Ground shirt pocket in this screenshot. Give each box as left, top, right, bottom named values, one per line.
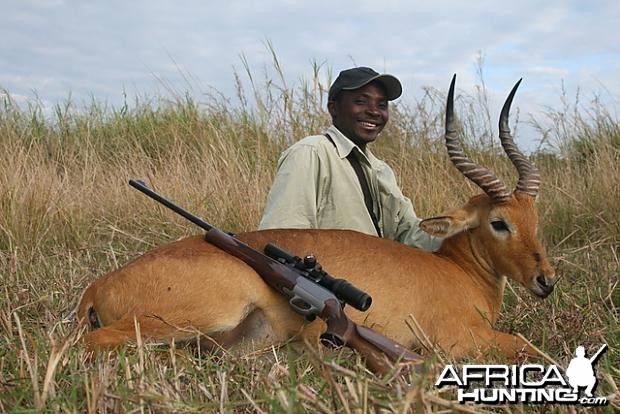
left=377, top=187, right=403, bottom=236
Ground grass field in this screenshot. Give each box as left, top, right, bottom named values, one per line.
left=0, top=67, right=618, bottom=413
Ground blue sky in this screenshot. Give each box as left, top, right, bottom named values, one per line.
left=2, top=1, right=619, bottom=150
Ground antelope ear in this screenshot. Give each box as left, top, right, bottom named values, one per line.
left=420, top=208, right=479, bottom=238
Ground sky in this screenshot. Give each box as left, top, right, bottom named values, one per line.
left=2, top=0, right=619, bottom=151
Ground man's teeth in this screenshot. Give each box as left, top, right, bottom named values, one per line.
left=360, top=121, right=378, bottom=128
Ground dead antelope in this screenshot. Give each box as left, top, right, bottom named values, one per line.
left=77, top=76, right=555, bottom=361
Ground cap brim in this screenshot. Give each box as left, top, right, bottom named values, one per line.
left=341, top=74, right=402, bottom=101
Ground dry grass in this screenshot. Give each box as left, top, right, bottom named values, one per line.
left=0, top=64, right=618, bottom=412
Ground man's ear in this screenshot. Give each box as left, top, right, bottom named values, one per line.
left=419, top=207, right=480, bottom=238
left=327, top=100, right=337, bottom=118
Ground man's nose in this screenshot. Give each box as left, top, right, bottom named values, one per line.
left=366, top=104, right=380, bottom=116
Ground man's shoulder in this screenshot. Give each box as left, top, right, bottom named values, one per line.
left=282, top=134, right=333, bottom=156
left=290, top=134, right=331, bottom=148
left=365, top=149, right=393, bottom=172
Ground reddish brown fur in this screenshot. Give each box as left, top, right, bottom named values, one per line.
left=77, top=192, right=555, bottom=360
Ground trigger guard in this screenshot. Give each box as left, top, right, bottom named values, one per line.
left=289, top=295, right=319, bottom=316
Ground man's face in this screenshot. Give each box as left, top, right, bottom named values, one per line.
left=328, top=82, right=389, bottom=149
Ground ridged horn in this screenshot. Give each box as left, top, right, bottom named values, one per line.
left=445, top=75, right=511, bottom=201
left=498, top=79, right=541, bottom=198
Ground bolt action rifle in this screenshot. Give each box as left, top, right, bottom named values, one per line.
left=129, top=179, right=423, bottom=375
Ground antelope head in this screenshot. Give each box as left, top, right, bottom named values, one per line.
left=421, top=76, right=556, bottom=298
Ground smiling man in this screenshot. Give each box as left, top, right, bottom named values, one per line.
left=258, top=66, right=441, bottom=252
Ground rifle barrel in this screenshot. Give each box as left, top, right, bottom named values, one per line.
left=129, top=179, right=214, bottom=232
left=589, top=344, right=608, bottom=363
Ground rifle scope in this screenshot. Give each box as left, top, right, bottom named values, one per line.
left=264, top=243, right=372, bottom=312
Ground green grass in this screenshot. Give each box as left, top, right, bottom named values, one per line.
left=0, top=65, right=618, bottom=412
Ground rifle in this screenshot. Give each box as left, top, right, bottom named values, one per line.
left=589, top=344, right=608, bottom=364
left=129, top=179, right=423, bottom=375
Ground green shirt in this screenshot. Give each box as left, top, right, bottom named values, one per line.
left=258, top=125, right=442, bottom=252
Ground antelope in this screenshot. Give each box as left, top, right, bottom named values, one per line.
left=77, top=76, right=556, bottom=361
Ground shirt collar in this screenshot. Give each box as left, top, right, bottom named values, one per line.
left=325, top=125, right=382, bottom=169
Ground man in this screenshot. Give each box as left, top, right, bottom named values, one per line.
left=259, top=66, right=441, bottom=252
left=566, top=346, right=597, bottom=397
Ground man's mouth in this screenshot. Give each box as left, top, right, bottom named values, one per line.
left=358, top=120, right=381, bottom=130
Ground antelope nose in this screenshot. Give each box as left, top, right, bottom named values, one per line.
left=535, top=274, right=555, bottom=296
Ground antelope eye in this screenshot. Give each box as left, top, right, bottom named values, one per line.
left=491, top=220, right=510, bottom=232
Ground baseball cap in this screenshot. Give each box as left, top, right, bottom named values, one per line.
left=328, top=67, right=402, bottom=102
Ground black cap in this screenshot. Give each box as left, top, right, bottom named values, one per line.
left=328, top=67, right=402, bottom=102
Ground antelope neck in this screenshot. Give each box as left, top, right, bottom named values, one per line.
left=439, top=231, right=505, bottom=322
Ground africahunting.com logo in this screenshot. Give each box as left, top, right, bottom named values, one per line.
left=436, top=344, right=608, bottom=406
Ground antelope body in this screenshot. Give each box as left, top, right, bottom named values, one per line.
left=77, top=77, right=556, bottom=361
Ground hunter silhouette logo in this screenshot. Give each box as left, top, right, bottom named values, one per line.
left=436, top=344, right=609, bottom=406
left=566, top=344, right=607, bottom=397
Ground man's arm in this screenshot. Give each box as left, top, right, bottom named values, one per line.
left=375, top=166, right=442, bottom=251
left=259, top=144, right=323, bottom=230
left=393, top=194, right=443, bottom=252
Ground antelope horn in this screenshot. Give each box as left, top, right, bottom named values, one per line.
left=445, top=75, right=511, bottom=201
left=498, top=79, right=541, bottom=198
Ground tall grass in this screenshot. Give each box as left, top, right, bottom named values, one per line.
left=0, top=62, right=618, bottom=412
